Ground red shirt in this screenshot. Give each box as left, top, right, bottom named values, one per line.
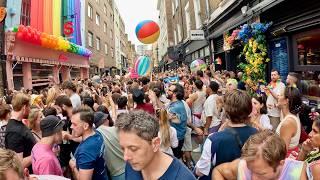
left=135, top=103, right=155, bottom=115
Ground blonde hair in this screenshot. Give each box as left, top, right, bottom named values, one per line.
left=11, top=93, right=30, bottom=112
left=157, top=109, right=171, bottom=148
left=0, top=148, right=24, bottom=179
left=28, top=108, right=41, bottom=130
left=46, top=87, right=60, bottom=105
left=241, top=130, right=286, bottom=171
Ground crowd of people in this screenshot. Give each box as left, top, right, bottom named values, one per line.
left=0, top=65, right=319, bottom=180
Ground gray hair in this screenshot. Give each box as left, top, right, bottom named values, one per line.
left=115, top=110, right=159, bottom=141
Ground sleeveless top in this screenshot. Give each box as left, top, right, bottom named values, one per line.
left=192, top=90, right=206, bottom=114
left=238, top=159, right=304, bottom=180
left=276, top=114, right=301, bottom=149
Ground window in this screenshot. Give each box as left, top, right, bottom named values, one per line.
left=105, top=44, right=108, bottom=54
left=88, top=4, right=93, bottom=19
left=185, top=2, right=191, bottom=39
left=296, top=31, right=320, bottom=66
left=96, top=13, right=100, bottom=25
left=96, top=0, right=100, bottom=4
left=193, top=0, right=202, bottom=29
left=175, top=0, right=179, bottom=9
left=177, top=24, right=182, bottom=42
left=21, top=0, right=31, bottom=26
left=172, top=1, right=175, bottom=16
left=104, top=22, right=107, bottom=33
left=110, top=30, right=113, bottom=39
left=111, top=48, right=114, bottom=57
left=104, top=4, right=107, bottom=14
left=88, top=32, right=93, bottom=47
left=96, top=37, right=100, bottom=51
left=174, top=30, right=177, bottom=45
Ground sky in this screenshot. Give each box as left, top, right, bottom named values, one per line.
left=115, top=0, right=159, bottom=48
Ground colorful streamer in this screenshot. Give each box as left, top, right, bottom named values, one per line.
left=52, top=0, right=62, bottom=36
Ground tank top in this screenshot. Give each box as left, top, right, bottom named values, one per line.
left=238, top=158, right=304, bottom=180
left=192, top=90, right=206, bottom=114
left=276, top=114, right=301, bottom=149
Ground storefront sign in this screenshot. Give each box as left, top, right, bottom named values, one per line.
left=190, top=30, right=205, bottom=40
left=0, top=7, right=6, bottom=22
left=63, top=21, right=74, bottom=36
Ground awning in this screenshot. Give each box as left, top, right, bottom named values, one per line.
left=10, top=55, right=89, bottom=68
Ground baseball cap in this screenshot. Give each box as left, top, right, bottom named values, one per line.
left=40, top=115, right=65, bottom=137
left=94, top=111, right=109, bottom=128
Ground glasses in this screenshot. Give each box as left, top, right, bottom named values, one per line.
left=54, top=119, right=64, bottom=129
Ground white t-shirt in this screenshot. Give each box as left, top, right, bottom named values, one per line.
left=266, top=82, right=285, bottom=117
left=159, top=126, right=178, bottom=155
left=259, top=114, right=273, bottom=130
left=70, top=93, right=81, bottom=109
left=202, top=94, right=221, bottom=128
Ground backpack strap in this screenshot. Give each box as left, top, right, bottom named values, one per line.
left=226, top=128, right=243, bottom=149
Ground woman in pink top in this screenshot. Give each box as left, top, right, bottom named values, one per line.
left=213, top=130, right=308, bottom=180
left=32, top=115, right=64, bottom=176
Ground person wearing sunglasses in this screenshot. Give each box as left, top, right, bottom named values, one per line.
left=31, top=115, right=64, bottom=176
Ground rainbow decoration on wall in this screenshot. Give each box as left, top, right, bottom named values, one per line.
left=134, top=56, right=152, bottom=76
left=135, top=20, right=160, bottom=44
left=14, top=25, right=91, bottom=57
left=30, top=0, right=82, bottom=45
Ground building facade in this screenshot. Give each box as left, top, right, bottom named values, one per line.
left=85, top=0, right=115, bottom=76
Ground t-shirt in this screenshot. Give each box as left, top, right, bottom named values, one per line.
left=266, top=82, right=285, bottom=117
left=32, top=143, right=63, bottom=176
left=202, top=94, right=221, bottom=127
left=5, top=119, right=36, bottom=157
left=97, top=126, right=125, bottom=177
left=135, top=103, right=155, bottom=115
left=196, top=126, right=257, bottom=177
left=125, top=155, right=196, bottom=180
left=70, top=93, right=81, bottom=109
left=74, top=131, right=107, bottom=180
left=168, top=100, right=188, bottom=140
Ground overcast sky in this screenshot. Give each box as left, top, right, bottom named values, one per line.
left=115, top=0, right=159, bottom=47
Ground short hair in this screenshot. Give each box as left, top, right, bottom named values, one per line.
left=252, top=94, right=268, bottom=114
left=242, top=130, right=286, bottom=171
left=271, top=69, right=279, bottom=74
left=196, top=70, right=204, bottom=77
left=224, top=90, right=252, bottom=123
left=28, top=108, right=42, bottom=130
left=284, top=87, right=302, bottom=114
left=117, top=96, right=128, bottom=109
left=112, top=93, right=121, bottom=105
left=172, top=84, right=184, bottom=100
left=194, top=80, right=204, bottom=90
left=61, top=81, right=77, bottom=92
left=115, top=110, right=159, bottom=141
left=208, top=81, right=219, bottom=93
left=96, top=105, right=109, bottom=114
left=0, top=148, right=24, bottom=179
left=42, top=106, right=57, bottom=117
left=55, top=95, right=72, bottom=108
left=72, top=106, right=94, bottom=128
left=82, top=97, right=94, bottom=110
left=11, top=93, right=30, bottom=111
left=0, top=104, right=11, bottom=120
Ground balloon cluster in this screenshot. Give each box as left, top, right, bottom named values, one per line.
left=14, top=25, right=92, bottom=57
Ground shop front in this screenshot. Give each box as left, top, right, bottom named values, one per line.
left=261, top=0, right=320, bottom=99
left=5, top=32, right=89, bottom=90
left=184, top=40, right=210, bottom=66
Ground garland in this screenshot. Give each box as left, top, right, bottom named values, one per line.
left=226, top=22, right=272, bottom=94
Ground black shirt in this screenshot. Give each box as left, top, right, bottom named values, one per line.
left=5, top=119, right=36, bottom=157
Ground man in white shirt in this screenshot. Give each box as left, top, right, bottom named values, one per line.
left=203, top=81, right=221, bottom=135
left=61, top=81, right=81, bottom=109
left=265, top=69, right=286, bottom=130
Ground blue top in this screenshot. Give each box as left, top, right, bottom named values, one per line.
left=75, top=131, right=108, bottom=180
left=125, top=156, right=196, bottom=180
left=168, top=100, right=188, bottom=140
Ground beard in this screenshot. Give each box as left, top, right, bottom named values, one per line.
left=166, top=94, right=173, bottom=100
